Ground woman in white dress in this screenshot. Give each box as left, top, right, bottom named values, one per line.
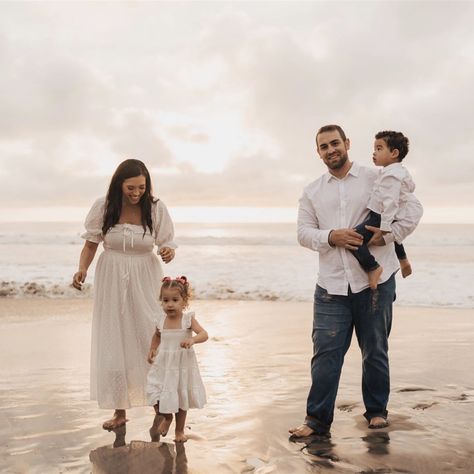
left=72, top=159, right=177, bottom=431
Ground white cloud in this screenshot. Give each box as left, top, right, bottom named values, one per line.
left=0, top=1, right=473, bottom=216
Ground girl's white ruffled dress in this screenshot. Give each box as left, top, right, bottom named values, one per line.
left=146, top=311, right=207, bottom=414
left=82, top=196, right=177, bottom=409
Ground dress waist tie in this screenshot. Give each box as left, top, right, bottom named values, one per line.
left=121, top=225, right=135, bottom=313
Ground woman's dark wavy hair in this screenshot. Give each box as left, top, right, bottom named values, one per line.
left=102, top=159, right=158, bottom=236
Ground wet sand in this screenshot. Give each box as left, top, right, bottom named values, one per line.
left=0, top=298, right=473, bottom=473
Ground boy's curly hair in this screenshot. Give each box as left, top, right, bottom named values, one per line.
left=375, top=131, right=410, bottom=161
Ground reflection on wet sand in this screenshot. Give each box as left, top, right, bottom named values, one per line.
left=290, top=433, right=340, bottom=470
left=90, top=439, right=188, bottom=474
left=362, top=432, right=390, bottom=456
left=2, top=300, right=474, bottom=473
left=112, top=425, right=126, bottom=448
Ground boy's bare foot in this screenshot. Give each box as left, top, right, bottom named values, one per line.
left=158, top=414, right=173, bottom=436
left=368, top=266, right=383, bottom=289
left=102, top=412, right=128, bottom=431
left=288, top=424, right=315, bottom=437
left=174, top=431, right=188, bottom=443
left=400, top=259, right=412, bottom=278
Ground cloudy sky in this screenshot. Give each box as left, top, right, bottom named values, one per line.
left=0, top=1, right=473, bottom=222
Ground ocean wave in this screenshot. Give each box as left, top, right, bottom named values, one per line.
left=0, top=280, right=303, bottom=302
left=0, top=234, right=296, bottom=247
left=1, top=280, right=472, bottom=309
left=0, top=281, right=93, bottom=298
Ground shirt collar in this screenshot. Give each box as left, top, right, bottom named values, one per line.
left=325, top=161, right=360, bottom=182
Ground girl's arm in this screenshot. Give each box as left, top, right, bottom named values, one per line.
left=147, top=328, right=161, bottom=364
left=72, top=240, right=99, bottom=290
left=180, top=317, right=208, bottom=348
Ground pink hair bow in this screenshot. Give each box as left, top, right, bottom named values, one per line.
left=162, top=276, right=187, bottom=284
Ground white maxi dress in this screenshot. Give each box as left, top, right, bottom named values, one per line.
left=82, top=196, right=177, bottom=409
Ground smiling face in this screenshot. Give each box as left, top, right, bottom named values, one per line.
left=121, top=175, right=146, bottom=205
left=372, top=138, right=399, bottom=167
left=161, top=287, right=187, bottom=318
left=316, top=129, right=351, bottom=174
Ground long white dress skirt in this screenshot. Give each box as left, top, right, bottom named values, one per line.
left=90, top=224, right=163, bottom=409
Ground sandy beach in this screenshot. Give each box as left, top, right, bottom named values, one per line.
left=0, top=298, right=473, bottom=473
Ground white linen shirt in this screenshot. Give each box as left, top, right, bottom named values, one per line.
left=297, top=162, right=423, bottom=296
left=367, top=162, right=416, bottom=238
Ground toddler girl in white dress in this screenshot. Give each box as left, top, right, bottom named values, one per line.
left=146, top=276, right=207, bottom=442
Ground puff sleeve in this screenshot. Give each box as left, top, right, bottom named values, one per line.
left=183, top=311, right=195, bottom=329
left=81, top=197, right=106, bottom=243
left=153, top=200, right=178, bottom=252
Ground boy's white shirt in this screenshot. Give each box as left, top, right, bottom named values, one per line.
left=367, top=162, right=416, bottom=235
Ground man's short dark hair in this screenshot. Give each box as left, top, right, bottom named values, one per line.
left=375, top=131, right=410, bottom=161
left=316, top=124, right=347, bottom=145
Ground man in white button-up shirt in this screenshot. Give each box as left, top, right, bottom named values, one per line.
left=289, top=125, right=423, bottom=438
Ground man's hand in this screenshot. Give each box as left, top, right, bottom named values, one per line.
left=329, top=228, right=363, bottom=250
left=366, top=225, right=386, bottom=246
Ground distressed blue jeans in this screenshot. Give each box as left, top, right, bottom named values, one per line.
left=305, top=274, right=396, bottom=434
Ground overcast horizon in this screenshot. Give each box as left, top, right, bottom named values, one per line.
left=1, top=1, right=473, bottom=223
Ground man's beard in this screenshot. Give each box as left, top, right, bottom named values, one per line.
left=326, top=152, right=348, bottom=170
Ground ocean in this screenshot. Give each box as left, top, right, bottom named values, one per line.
left=0, top=221, right=473, bottom=308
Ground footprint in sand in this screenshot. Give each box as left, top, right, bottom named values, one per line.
left=442, top=393, right=471, bottom=402
left=412, top=401, right=438, bottom=410
left=337, top=403, right=359, bottom=412
left=397, top=387, right=436, bottom=393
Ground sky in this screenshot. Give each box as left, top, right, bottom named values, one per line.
left=0, top=1, right=473, bottom=223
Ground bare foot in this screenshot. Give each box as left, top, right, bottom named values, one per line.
left=400, top=259, right=412, bottom=278
left=174, top=431, right=188, bottom=443
left=368, top=416, right=389, bottom=429
left=368, top=266, right=383, bottom=289
left=102, top=413, right=128, bottom=431
left=158, top=414, right=173, bottom=436
left=288, top=424, right=315, bottom=437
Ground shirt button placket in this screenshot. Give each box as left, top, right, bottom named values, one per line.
left=340, top=180, right=351, bottom=291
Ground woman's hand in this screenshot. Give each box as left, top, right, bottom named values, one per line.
left=180, top=338, right=195, bottom=349
left=159, top=247, right=175, bottom=263
left=72, top=270, right=87, bottom=290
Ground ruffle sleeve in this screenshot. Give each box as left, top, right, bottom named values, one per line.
left=156, top=313, right=166, bottom=331
left=81, top=197, right=105, bottom=243
left=183, top=311, right=195, bottom=329
left=153, top=200, right=178, bottom=252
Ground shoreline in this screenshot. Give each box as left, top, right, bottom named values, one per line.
left=1, top=299, right=473, bottom=473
